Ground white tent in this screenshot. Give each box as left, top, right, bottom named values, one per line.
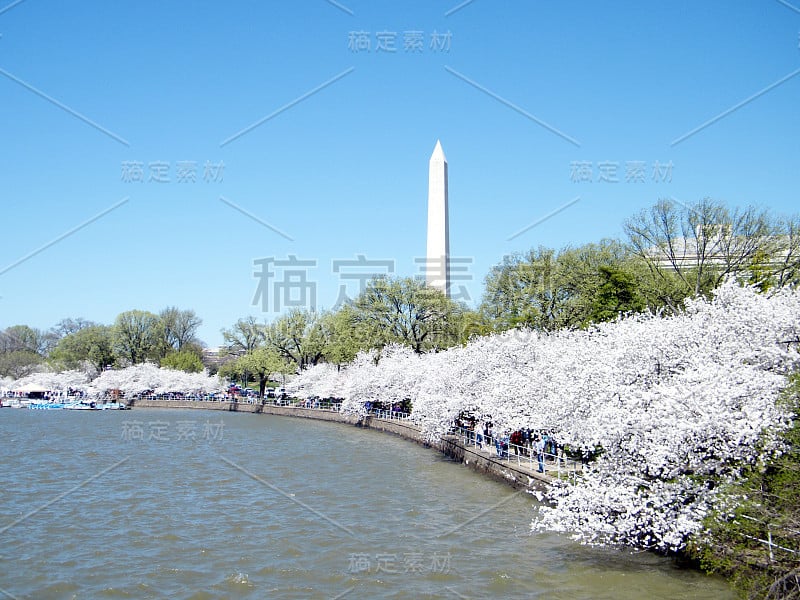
left=13, top=382, right=49, bottom=394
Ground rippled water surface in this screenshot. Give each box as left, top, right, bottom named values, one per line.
left=0, top=408, right=733, bottom=599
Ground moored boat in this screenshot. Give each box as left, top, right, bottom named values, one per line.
left=98, top=401, right=128, bottom=410
left=64, top=401, right=100, bottom=410
left=29, top=402, right=69, bottom=410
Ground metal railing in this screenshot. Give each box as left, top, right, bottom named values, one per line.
left=295, top=398, right=342, bottom=411
left=370, top=408, right=412, bottom=421
left=106, top=395, right=579, bottom=479
left=737, top=514, right=799, bottom=560
left=127, top=394, right=345, bottom=410
left=450, top=425, right=581, bottom=478
left=122, top=394, right=226, bottom=402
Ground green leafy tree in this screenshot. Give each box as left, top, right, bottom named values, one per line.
left=50, top=324, right=116, bottom=373
left=0, top=324, right=56, bottom=377
left=221, top=316, right=265, bottom=357
left=480, top=240, right=640, bottom=332
left=480, top=247, right=559, bottom=331
left=319, top=307, right=361, bottom=368
left=51, top=317, right=96, bottom=339
left=218, top=356, right=249, bottom=389
left=351, top=276, right=464, bottom=353
left=692, top=374, right=800, bottom=599
left=159, top=307, right=202, bottom=351
left=456, top=308, right=494, bottom=342
left=113, top=310, right=165, bottom=365
left=0, top=350, right=43, bottom=378
left=239, top=347, right=292, bottom=397
left=0, top=324, right=55, bottom=356
left=588, top=265, right=645, bottom=323
left=265, top=309, right=326, bottom=370
left=161, top=349, right=204, bottom=373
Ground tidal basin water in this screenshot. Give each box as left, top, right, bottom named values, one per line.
left=0, top=408, right=733, bottom=599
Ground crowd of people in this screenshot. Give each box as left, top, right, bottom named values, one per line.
left=454, top=420, right=563, bottom=474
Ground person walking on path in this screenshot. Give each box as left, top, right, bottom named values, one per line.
left=510, top=430, right=522, bottom=456
left=501, top=431, right=510, bottom=459
left=534, top=435, right=546, bottom=474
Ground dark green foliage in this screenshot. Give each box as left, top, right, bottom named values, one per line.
left=351, top=276, right=466, bottom=353
left=160, top=349, right=204, bottom=373
left=589, top=265, right=646, bottom=324
left=691, top=374, right=800, bottom=599
left=50, top=325, right=116, bottom=373
left=113, top=310, right=165, bottom=365
left=479, top=240, right=646, bottom=331
left=0, top=350, right=43, bottom=378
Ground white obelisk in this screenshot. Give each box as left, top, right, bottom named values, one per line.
left=426, top=140, right=450, bottom=297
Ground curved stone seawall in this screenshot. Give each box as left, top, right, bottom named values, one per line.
left=130, top=399, right=550, bottom=491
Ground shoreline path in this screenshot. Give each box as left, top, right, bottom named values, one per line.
left=128, top=397, right=582, bottom=491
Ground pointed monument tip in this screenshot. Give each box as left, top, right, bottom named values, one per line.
left=431, top=139, right=447, bottom=162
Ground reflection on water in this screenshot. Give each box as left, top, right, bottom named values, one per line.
left=0, top=408, right=733, bottom=599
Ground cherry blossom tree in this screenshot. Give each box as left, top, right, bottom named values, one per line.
left=8, top=370, right=89, bottom=393
left=289, top=280, right=800, bottom=552
left=87, top=363, right=222, bottom=397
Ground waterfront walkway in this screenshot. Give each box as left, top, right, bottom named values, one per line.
left=129, top=397, right=580, bottom=490
left=445, top=424, right=582, bottom=480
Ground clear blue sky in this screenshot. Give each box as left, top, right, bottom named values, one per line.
left=1, top=0, right=798, bottom=347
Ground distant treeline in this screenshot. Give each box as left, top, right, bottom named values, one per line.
left=2, top=197, right=798, bottom=383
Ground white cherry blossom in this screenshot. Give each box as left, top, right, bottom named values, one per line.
left=290, top=281, right=800, bottom=551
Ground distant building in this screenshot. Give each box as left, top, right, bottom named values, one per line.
left=646, top=225, right=793, bottom=270
left=201, top=347, right=229, bottom=372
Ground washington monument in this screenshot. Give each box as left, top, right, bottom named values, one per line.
left=426, top=140, right=450, bottom=297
